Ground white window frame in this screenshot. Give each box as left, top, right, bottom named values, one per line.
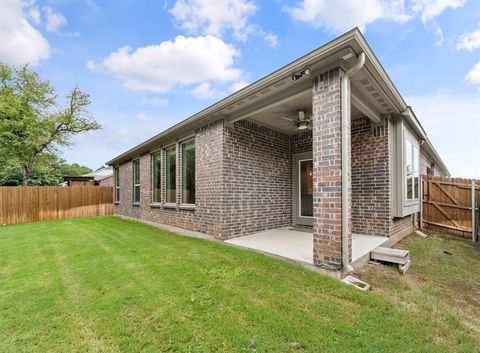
left=151, top=150, right=162, bottom=204
left=133, top=159, right=140, bottom=204
left=164, top=144, right=177, bottom=206
left=404, top=131, right=420, bottom=204
left=180, top=138, right=196, bottom=206
left=392, top=119, right=421, bottom=217
left=114, top=167, right=120, bottom=203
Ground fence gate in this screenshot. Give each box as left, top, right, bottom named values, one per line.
left=421, top=175, right=479, bottom=240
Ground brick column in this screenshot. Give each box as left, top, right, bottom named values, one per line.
left=312, top=68, right=352, bottom=269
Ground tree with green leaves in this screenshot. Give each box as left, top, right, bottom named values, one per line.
left=0, top=63, right=100, bottom=185
left=0, top=151, right=93, bottom=186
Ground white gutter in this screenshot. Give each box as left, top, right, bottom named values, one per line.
left=341, top=52, right=365, bottom=273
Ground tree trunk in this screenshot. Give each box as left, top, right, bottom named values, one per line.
left=21, top=154, right=36, bottom=186
left=22, top=166, right=30, bottom=186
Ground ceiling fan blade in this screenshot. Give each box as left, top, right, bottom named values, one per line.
left=279, top=116, right=295, bottom=122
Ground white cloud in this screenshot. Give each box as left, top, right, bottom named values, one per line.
left=0, top=0, right=49, bottom=65
left=27, top=4, right=41, bottom=25
left=432, top=22, right=444, bottom=46
left=286, top=0, right=465, bottom=35
left=62, top=31, right=81, bottom=38
left=101, top=35, right=242, bottom=93
left=410, top=0, right=466, bottom=23
left=169, top=0, right=257, bottom=41
left=191, top=82, right=217, bottom=99
left=457, top=23, right=480, bottom=51
left=407, top=92, right=480, bottom=178
left=43, top=6, right=66, bottom=32
left=286, top=0, right=410, bottom=33
left=263, top=33, right=278, bottom=48
left=144, top=97, right=169, bottom=107
left=230, top=80, right=248, bottom=92
left=466, top=62, right=480, bottom=86
left=86, top=59, right=97, bottom=70
left=134, top=112, right=154, bottom=121
left=409, top=1, right=466, bottom=48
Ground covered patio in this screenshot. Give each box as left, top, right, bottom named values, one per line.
left=217, top=31, right=403, bottom=272
left=225, top=229, right=388, bottom=268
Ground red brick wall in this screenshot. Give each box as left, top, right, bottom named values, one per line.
left=99, top=176, right=113, bottom=187
left=222, top=120, right=292, bottom=236
left=311, top=68, right=350, bottom=268
left=114, top=120, right=224, bottom=236
left=351, top=116, right=391, bottom=236
left=195, top=120, right=226, bottom=236
left=351, top=115, right=414, bottom=238
left=291, top=130, right=312, bottom=155
left=114, top=119, right=305, bottom=238
left=391, top=215, right=414, bottom=236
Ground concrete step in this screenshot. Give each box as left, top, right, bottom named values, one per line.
left=371, top=247, right=410, bottom=265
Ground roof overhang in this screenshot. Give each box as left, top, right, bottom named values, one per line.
left=63, top=176, right=94, bottom=181
left=106, top=27, right=447, bottom=174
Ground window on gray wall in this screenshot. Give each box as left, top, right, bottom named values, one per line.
left=152, top=152, right=161, bottom=203
left=165, top=146, right=176, bottom=203
left=181, top=138, right=195, bottom=204
left=133, top=159, right=140, bottom=203
left=405, top=136, right=419, bottom=201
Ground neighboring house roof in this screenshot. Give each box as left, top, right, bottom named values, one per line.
left=83, top=166, right=113, bottom=181
left=106, top=28, right=448, bottom=175
left=63, top=176, right=94, bottom=181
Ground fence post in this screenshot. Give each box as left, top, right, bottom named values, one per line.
left=419, top=175, right=423, bottom=229
left=472, top=179, right=476, bottom=243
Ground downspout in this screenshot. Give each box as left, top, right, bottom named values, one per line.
left=341, top=52, right=365, bottom=273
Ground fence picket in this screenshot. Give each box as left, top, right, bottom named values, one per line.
left=0, top=186, right=113, bottom=225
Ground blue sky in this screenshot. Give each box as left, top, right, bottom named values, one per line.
left=1, top=0, right=479, bottom=178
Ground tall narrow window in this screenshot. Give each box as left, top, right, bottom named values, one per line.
left=405, top=137, right=419, bottom=201
left=152, top=152, right=161, bottom=203
left=114, top=167, right=120, bottom=202
left=133, top=159, right=140, bottom=203
left=181, top=139, right=195, bottom=204
left=165, top=146, right=176, bottom=204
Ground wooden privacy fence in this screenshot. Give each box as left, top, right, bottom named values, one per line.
left=421, top=175, right=479, bottom=240
left=0, top=186, right=113, bottom=225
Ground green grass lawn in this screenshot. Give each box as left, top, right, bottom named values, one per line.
left=0, top=217, right=478, bottom=353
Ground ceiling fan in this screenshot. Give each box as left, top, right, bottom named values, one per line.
left=280, top=110, right=311, bottom=130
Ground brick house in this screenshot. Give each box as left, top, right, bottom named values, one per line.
left=63, top=166, right=113, bottom=186
left=107, top=29, right=448, bottom=273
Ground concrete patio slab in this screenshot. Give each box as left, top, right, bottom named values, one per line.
left=225, top=229, right=314, bottom=264
left=351, top=233, right=388, bottom=263
left=226, top=229, right=388, bottom=269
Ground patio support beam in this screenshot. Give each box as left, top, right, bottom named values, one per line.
left=311, top=67, right=352, bottom=270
